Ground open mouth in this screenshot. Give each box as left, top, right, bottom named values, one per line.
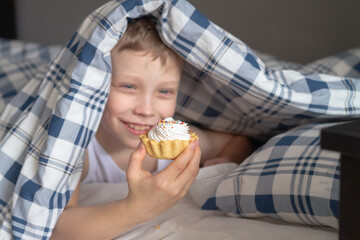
left=127, top=123, right=152, bottom=131
left=123, top=121, right=154, bottom=134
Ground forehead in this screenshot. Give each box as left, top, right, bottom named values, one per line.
left=111, top=50, right=183, bottom=84
left=112, top=49, right=182, bottom=66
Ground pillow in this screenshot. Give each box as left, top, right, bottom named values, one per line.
left=204, top=122, right=342, bottom=229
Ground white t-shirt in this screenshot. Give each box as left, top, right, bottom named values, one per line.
left=82, top=137, right=172, bottom=184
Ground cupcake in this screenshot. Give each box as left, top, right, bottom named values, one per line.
left=139, top=117, right=199, bottom=159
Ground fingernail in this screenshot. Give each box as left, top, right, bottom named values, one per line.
left=137, top=142, right=143, bottom=150
left=190, top=140, right=198, bottom=150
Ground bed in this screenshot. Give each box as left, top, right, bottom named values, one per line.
left=0, top=0, right=359, bottom=239
left=79, top=182, right=338, bottom=240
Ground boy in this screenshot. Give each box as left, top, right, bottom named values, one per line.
left=51, top=17, right=252, bottom=239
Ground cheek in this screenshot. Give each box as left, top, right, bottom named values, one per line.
left=105, top=92, right=131, bottom=115
left=157, top=99, right=177, bottom=118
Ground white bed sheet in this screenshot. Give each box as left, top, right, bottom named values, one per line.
left=79, top=182, right=338, bottom=240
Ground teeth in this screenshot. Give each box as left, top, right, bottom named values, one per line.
left=128, top=123, right=151, bottom=131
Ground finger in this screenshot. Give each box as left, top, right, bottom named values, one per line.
left=158, top=140, right=199, bottom=181
left=176, top=142, right=201, bottom=189
left=127, top=142, right=147, bottom=178
left=172, top=146, right=201, bottom=199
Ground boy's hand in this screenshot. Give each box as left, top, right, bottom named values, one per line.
left=203, top=157, right=232, bottom=167
left=125, top=140, right=201, bottom=223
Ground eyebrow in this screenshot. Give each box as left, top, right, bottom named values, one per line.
left=157, top=79, right=180, bottom=88
left=113, top=73, right=179, bottom=86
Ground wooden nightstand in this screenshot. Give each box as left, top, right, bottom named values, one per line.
left=321, top=119, right=360, bottom=240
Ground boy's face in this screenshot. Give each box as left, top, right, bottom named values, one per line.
left=98, top=50, right=182, bottom=149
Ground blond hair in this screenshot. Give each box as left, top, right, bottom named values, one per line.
left=113, top=17, right=182, bottom=66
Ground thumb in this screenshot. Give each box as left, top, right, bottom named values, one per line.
left=127, top=142, right=147, bottom=176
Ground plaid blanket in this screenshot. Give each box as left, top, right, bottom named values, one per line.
left=206, top=121, right=343, bottom=229
left=0, top=0, right=359, bottom=238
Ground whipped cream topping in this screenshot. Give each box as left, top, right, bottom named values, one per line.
left=148, top=117, right=191, bottom=142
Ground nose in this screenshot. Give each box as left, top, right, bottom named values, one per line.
left=134, top=94, right=154, bottom=117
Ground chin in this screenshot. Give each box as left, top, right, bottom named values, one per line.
left=127, top=139, right=141, bottom=149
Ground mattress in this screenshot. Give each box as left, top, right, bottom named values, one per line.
left=79, top=178, right=337, bottom=240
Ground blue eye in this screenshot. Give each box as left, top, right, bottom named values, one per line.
left=118, top=84, right=136, bottom=93
left=159, top=89, right=170, bottom=94
left=122, top=84, right=134, bottom=89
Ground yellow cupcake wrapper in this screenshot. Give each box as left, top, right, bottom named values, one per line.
left=139, top=131, right=199, bottom=160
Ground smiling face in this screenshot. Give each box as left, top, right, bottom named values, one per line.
left=96, top=49, right=183, bottom=150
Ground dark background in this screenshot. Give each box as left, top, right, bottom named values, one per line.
left=1, top=0, right=360, bottom=63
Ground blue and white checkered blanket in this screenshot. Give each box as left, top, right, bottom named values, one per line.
left=0, top=0, right=359, bottom=238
